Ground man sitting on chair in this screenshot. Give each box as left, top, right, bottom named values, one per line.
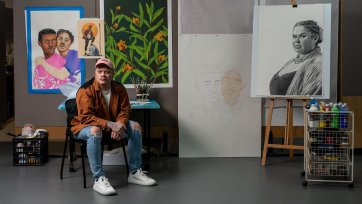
left=70, top=58, right=157, bottom=196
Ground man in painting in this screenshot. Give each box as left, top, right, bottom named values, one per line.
left=269, top=20, right=323, bottom=96
left=33, top=28, right=70, bottom=89
left=36, top=29, right=82, bottom=85
left=83, top=24, right=95, bottom=55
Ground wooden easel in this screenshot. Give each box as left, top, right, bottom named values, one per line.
left=261, top=98, right=307, bottom=166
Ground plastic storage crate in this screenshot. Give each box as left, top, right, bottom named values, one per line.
left=13, top=135, right=48, bottom=166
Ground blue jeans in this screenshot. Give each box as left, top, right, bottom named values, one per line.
left=75, top=120, right=142, bottom=179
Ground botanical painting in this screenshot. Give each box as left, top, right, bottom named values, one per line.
left=100, top=0, right=172, bottom=88
left=77, top=18, right=105, bottom=58
left=250, top=4, right=331, bottom=99
left=25, top=7, right=85, bottom=94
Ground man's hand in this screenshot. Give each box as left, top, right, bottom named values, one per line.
left=107, top=121, right=126, bottom=136
left=111, top=131, right=123, bottom=141
left=35, top=57, right=46, bottom=66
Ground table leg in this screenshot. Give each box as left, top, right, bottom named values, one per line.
left=142, top=109, right=151, bottom=170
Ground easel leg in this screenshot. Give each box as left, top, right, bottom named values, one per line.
left=286, top=99, right=294, bottom=160
left=261, top=99, right=274, bottom=166
left=262, top=98, right=304, bottom=166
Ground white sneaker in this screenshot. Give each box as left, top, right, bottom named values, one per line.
left=128, top=169, right=157, bottom=186
left=93, top=176, right=117, bottom=195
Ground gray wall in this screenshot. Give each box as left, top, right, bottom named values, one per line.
left=14, top=0, right=178, bottom=128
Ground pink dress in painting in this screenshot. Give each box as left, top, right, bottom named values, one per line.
left=33, top=53, right=67, bottom=89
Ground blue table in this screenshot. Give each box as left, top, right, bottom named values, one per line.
left=59, top=99, right=160, bottom=166
left=58, top=99, right=160, bottom=111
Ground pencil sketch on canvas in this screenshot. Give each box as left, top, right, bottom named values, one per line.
left=190, top=65, right=247, bottom=126
left=179, top=34, right=261, bottom=157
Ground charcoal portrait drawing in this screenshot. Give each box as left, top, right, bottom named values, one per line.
left=269, top=20, right=323, bottom=96
left=251, top=4, right=332, bottom=98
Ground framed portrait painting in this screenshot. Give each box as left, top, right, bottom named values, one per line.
left=25, top=6, right=85, bottom=94
left=250, top=4, right=332, bottom=99
left=77, top=18, right=105, bottom=58
left=100, top=0, right=173, bottom=88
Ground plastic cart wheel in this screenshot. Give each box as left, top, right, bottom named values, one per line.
left=302, top=181, right=308, bottom=186
left=348, top=183, right=354, bottom=188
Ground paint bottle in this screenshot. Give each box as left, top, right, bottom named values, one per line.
left=319, top=109, right=326, bottom=128
left=324, top=104, right=331, bottom=128
left=309, top=97, right=318, bottom=108
left=340, top=103, right=349, bottom=129
left=331, top=104, right=340, bottom=128
left=309, top=104, right=319, bottom=128
left=319, top=101, right=326, bottom=111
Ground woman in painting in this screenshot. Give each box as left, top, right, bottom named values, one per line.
left=269, top=20, right=323, bottom=96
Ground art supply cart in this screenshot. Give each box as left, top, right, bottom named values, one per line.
left=303, top=110, right=354, bottom=187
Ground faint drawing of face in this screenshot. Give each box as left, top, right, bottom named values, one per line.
left=196, top=67, right=222, bottom=109
left=221, top=69, right=244, bottom=107
left=292, top=26, right=318, bottom=55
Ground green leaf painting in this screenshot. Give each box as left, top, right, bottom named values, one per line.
left=103, top=0, right=171, bottom=87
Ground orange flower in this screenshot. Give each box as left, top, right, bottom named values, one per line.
left=117, top=40, right=127, bottom=51
left=116, top=6, right=121, bottom=11
left=158, top=55, right=166, bottom=62
left=154, top=32, right=165, bottom=41
left=122, top=64, right=133, bottom=73
left=113, top=22, right=118, bottom=29
left=132, top=17, right=140, bottom=24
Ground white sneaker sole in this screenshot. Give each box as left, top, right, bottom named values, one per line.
left=128, top=178, right=157, bottom=186
left=93, top=185, right=117, bottom=196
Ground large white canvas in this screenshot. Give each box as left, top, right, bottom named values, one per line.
left=251, top=4, right=331, bottom=98
left=179, top=34, right=261, bottom=157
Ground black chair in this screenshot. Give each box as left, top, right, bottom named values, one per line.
left=60, top=99, right=129, bottom=188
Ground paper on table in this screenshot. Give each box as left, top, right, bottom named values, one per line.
left=130, top=101, right=151, bottom=105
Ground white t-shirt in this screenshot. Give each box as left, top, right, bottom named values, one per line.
left=102, top=88, right=111, bottom=109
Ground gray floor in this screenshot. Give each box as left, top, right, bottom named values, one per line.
left=1, top=142, right=361, bottom=204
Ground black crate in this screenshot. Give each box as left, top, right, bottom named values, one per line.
left=13, top=135, right=48, bottom=166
